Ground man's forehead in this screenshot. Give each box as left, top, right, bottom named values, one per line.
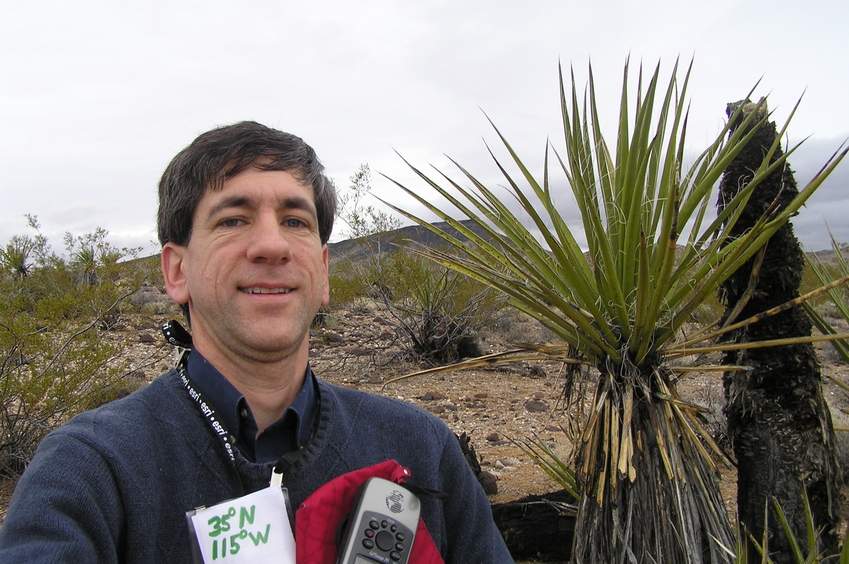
left=215, top=159, right=311, bottom=188
left=200, top=168, right=317, bottom=214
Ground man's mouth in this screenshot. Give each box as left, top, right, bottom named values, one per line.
left=240, top=287, right=292, bottom=295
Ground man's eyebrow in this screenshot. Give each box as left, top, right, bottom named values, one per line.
left=206, top=196, right=252, bottom=220
left=279, top=196, right=318, bottom=220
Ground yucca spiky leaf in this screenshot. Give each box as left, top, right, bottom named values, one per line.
left=511, top=435, right=581, bottom=500
left=804, top=229, right=849, bottom=363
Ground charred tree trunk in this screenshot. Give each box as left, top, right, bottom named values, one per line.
left=718, top=99, right=842, bottom=561
left=459, top=432, right=577, bottom=561
left=491, top=490, right=576, bottom=562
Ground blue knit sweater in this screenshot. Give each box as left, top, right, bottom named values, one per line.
left=0, top=370, right=512, bottom=563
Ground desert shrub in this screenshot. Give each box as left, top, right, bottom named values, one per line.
left=0, top=221, right=156, bottom=476
left=365, top=249, right=505, bottom=364
left=327, top=269, right=370, bottom=309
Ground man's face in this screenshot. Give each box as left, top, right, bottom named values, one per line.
left=161, top=167, right=329, bottom=364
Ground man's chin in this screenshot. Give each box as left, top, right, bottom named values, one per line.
left=241, top=333, right=310, bottom=361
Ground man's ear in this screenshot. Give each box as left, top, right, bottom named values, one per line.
left=161, top=242, right=190, bottom=305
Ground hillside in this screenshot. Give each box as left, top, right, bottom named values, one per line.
left=328, top=219, right=497, bottom=262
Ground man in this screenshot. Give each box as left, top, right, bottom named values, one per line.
left=0, top=121, right=513, bottom=562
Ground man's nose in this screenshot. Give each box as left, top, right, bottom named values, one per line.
left=246, top=216, right=291, bottom=264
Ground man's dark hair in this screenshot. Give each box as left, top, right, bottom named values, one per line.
left=157, top=121, right=337, bottom=247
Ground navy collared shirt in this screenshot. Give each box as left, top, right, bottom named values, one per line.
left=186, top=350, right=318, bottom=464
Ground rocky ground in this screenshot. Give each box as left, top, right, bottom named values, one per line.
left=4, top=290, right=849, bottom=562
left=310, top=305, right=573, bottom=504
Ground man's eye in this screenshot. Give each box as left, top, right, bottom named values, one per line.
left=219, top=218, right=243, bottom=228
left=284, top=218, right=306, bottom=228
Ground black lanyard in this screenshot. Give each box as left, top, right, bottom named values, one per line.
left=179, top=360, right=238, bottom=463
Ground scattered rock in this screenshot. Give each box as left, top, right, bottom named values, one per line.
left=494, top=457, right=521, bottom=470
left=524, top=399, right=549, bottom=412
left=129, top=285, right=171, bottom=308
left=527, top=364, right=546, bottom=378
left=138, top=333, right=156, bottom=344
left=322, top=331, right=344, bottom=344
left=486, top=433, right=510, bottom=446
left=304, top=309, right=596, bottom=506
left=478, top=471, right=498, bottom=495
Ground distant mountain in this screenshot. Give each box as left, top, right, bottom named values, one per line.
left=328, top=221, right=849, bottom=271
left=328, top=220, right=496, bottom=262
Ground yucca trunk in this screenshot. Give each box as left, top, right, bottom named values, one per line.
left=718, top=100, right=842, bottom=560
left=572, top=359, right=735, bottom=563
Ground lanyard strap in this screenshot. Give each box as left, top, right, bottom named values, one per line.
left=179, top=364, right=238, bottom=463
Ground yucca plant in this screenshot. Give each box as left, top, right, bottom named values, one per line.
left=382, top=59, right=848, bottom=562
left=0, top=235, right=36, bottom=278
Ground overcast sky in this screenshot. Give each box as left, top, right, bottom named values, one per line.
left=2, top=0, right=847, bottom=258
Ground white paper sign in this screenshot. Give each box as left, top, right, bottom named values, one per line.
left=190, top=487, right=296, bottom=563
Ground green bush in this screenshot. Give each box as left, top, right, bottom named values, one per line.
left=0, top=221, right=156, bottom=476
left=327, top=269, right=370, bottom=309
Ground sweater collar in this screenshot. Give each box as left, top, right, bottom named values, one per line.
left=185, top=350, right=318, bottom=463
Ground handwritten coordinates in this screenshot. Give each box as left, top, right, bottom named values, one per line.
left=206, top=504, right=272, bottom=560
